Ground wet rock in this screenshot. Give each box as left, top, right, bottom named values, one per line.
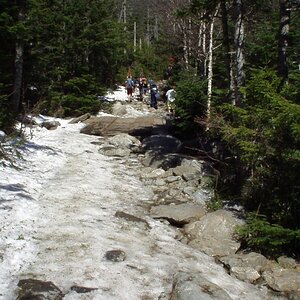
left=105, top=250, right=126, bottom=262
left=17, top=278, right=63, bottom=300
left=68, top=113, right=91, bottom=124
left=184, top=209, right=243, bottom=256
left=41, top=120, right=61, bottom=130
left=150, top=203, right=207, bottom=226
left=141, top=134, right=182, bottom=154
left=70, top=285, right=98, bottom=293
left=169, top=272, right=232, bottom=300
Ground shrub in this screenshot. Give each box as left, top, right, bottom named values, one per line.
left=236, top=213, right=300, bottom=257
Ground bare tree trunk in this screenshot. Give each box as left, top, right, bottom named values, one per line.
left=207, top=7, right=219, bottom=125
left=233, top=0, right=245, bottom=106
left=220, top=0, right=235, bottom=98
left=12, top=0, right=26, bottom=113
left=278, top=0, right=291, bottom=85
left=183, top=22, right=189, bottom=67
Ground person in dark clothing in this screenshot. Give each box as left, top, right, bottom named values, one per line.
left=150, top=85, right=159, bottom=109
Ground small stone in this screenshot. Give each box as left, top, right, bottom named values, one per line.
left=105, top=250, right=126, bottom=262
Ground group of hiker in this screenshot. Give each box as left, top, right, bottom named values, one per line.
left=125, top=75, right=176, bottom=115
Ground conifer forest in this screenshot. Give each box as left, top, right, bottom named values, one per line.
left=1, top=0, right=300, bottom=257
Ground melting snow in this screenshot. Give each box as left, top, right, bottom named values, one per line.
left=0, top=105, right=269, bottom=299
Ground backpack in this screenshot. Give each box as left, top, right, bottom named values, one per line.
left=126, top=79, right=133, bottom=88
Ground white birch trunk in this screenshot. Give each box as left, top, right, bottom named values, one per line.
left=207, top=7, right=219, bottom=128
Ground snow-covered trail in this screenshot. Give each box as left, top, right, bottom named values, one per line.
left=0, top=118, right=268, bottom=299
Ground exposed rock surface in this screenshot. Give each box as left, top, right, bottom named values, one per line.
left=80, top=115, right=166, bottom=137
left=41, top=120, right=61, bottom=130
left=170, top=272, right=233, bottom=300
left=184, top=209, right=244, bottom=256
left=68, top=113, right=91, bottom=124
left=150, top=203, right=207, bottom=225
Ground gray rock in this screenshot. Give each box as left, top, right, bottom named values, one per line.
left=150, top=203, right=207, bottom=225
left=218, top=252, right=270, bottom=283
left=166, top=176, right=181, bottom=183
left=140, top=168, right=166, bottom=179
left=107, top=133, right=141, bottom=149
left=172, top=159, right=202, bottom=181
left=112, top=102, right=127, bottom=116
left=115, top=211, right=149, bottom=227
left=141, top=152, right=184, bottom=170
left=70, top=285, right=97, bottom=293
left=41, top=120, right=61, bottom=130
left=141, top=134, right=182, bottom=154
left=184, top=209, right=243, bottom=256
left=169, top=272, right=232, bottom=300
left=105, top=250, right=126, bottom=262
left=68, top=113, right=91, bottom=124
left=277, top=256, right=298, bottom=269
left=17, top=278, right=63, bottom=300
left=191, top=189, right=213, bottom=205
left=0, top=130, right=6, bottom=142
left=99, top=146, right=131, bottom=157
left=263, top=268, right=300, bottom=294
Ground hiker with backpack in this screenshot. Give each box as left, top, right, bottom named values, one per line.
left=125, top=76, right=135, bottom=102
left=150, top=84, right=160, bottom=109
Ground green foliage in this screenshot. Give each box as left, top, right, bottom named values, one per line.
left=207, top=193, right=223, bottom=212
left=61, top=95, right=100, bottom=117
left=0, top=91, right=15, bottom=133
left=173, top=71, right=208, bottom=138
left=216, top=69, right=300, bottom=234
left=236, top=213, right=300, bottom=257
left=22, top=0, right=125, bottom=113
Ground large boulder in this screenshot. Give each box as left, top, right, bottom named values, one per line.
left=80, top=116, right=166, bottom=137
left=184, top=209, right=244, bottom=256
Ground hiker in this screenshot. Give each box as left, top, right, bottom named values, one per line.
left=125, top=76, right=134, bottom=102
left=166, top=86, right=176, bottom=115
left=150, top=85, right=160, bottom=110
left=140, top=77, right=148, bottom=102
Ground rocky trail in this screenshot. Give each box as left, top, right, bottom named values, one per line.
left=0, top=94, right=299, bottom=300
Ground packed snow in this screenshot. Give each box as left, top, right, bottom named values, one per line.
left=0, top=89, right=269, bottom=299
